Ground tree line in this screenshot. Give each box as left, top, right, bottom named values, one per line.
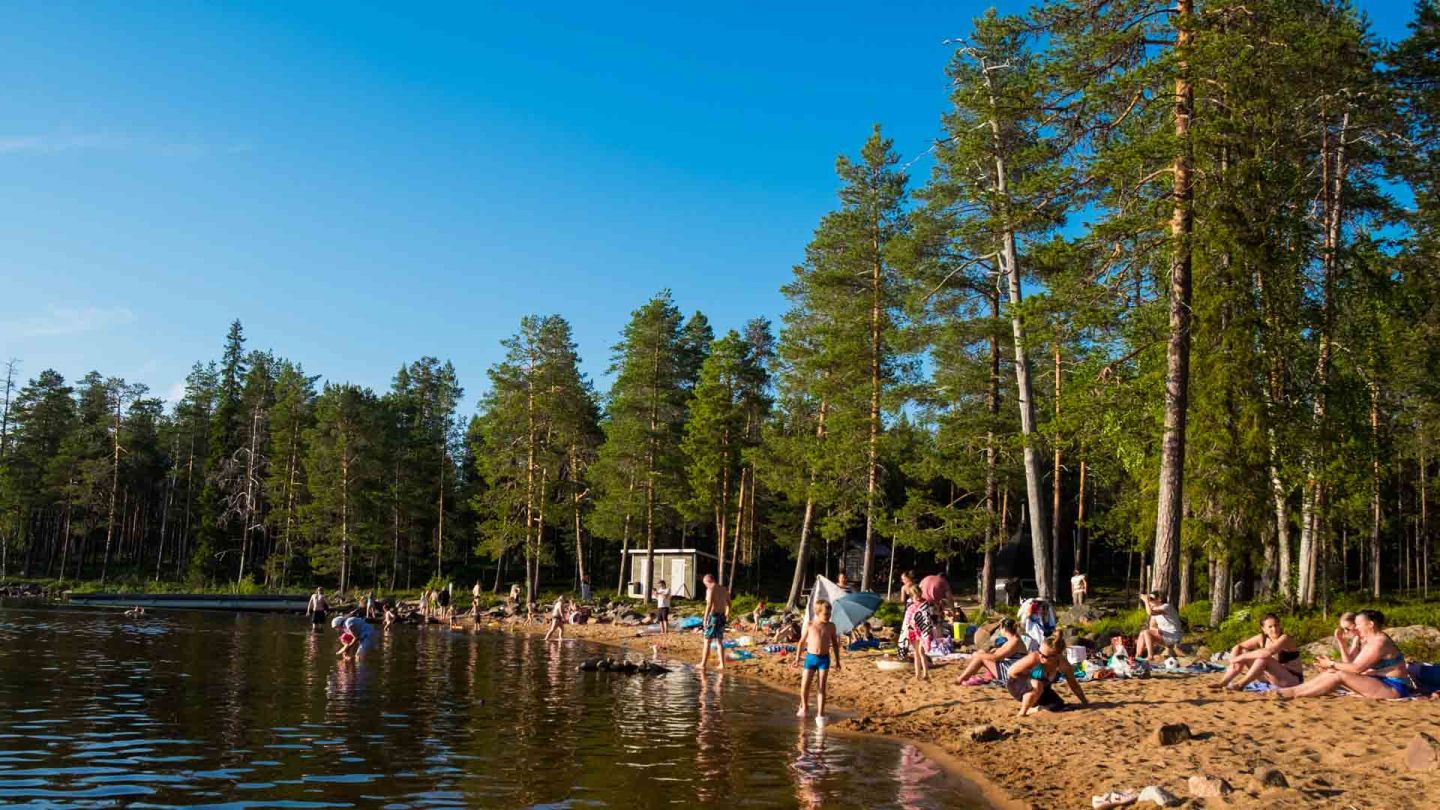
left=2, top=0, right=1438, bottom=619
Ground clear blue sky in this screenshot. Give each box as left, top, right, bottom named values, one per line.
left=0, top=1, right=1412, bottom=410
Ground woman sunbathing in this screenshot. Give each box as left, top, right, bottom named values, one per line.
left=1009, top=638, right=1089, bottom=716
left=1274, top=609, right=1414, bottom=700
left=955, top=618, right=1026, bottom=686
left=1211, top=613, right=1302, bottom=691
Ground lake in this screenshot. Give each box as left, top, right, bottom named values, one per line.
left=0, top=605, right=994, bottom=808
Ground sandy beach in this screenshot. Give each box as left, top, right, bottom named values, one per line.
left=500, top=618, right=1440, bottom=809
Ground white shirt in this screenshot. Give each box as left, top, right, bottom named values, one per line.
left=1070, top=575, right=1087, bottom=593
left=1152, top=603, right=1181, bottom=636
left=655, top=588, right=671, bottom=609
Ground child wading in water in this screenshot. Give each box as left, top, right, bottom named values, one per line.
left=794, top=599, right=842, bottom=722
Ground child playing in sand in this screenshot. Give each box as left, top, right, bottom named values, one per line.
left=793, top=599, right=841, bottom=721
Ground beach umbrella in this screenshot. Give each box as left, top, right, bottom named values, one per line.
left=829, top=591, right=883, bottom=636
left=919, top=574, right=950, bottom=603
left=806, top=576, right=845, bottom=624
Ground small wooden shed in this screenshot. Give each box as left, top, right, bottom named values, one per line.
left=623, top=548, right=718, bottom=600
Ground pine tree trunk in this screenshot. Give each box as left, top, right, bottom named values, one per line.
left=786, top=400, right=827, bottom=612
left=1209, top=548, right=1231, bottom=627
left=101, top=387, right=123, bottom=583
left=1151, top=0, right=1195, bottom=604
left=981, top=62, right=1052, bottom=600
left=981, top=289, right=1001, bottom=612
left=861, top=227, right=883, bottom=592
left=728, top=468, right=746, bottom=589
left=1370, top=379, right=1382, bottom=599
left=1051, top=342, right=1063, bottom=596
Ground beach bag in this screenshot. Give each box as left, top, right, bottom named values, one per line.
left=1410, top=663, right=1440, bottom=694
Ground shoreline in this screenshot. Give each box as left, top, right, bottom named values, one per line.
left=496, top=616, right=1440, bottom=809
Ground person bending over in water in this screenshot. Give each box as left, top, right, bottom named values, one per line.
left=1275, top=609, right=1415, bottom=700
left=955, top=618, right=1026, bottom=686
left=1211, top=613, right=1302, bottom=691
left=698, top=573, right=731, bottom=672
left=544, top=595, right=568, bottom=641
left=1009, top=637, right=1089, bottom=717
left=793, top=599, right=841, bottom=720
left=1333, top=612, right=1361, bottom=663
left=333, top=615, right=371, bottom=659
left=1134, top=591, right=1182, bottom=659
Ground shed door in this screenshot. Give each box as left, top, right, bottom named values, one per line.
left=671, top=557, right=689, bottom=599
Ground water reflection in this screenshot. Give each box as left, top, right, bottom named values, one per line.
left=0, top=604, right=991, bottom=808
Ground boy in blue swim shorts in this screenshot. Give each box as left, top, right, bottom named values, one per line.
left=793, top=599, right=842, bottom=721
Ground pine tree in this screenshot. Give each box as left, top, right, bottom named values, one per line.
left=303, top=383, right=382, bottom=594
left=592, top=292, right=691, bottom=599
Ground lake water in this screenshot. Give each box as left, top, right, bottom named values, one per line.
left=0, top=605, right=993, bottom=808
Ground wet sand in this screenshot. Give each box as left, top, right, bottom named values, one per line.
left=498, top=618, right=1440, bottom=809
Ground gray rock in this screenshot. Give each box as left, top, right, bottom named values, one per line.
left=1186, top=775, right=1232, bottom=798
left=1137, top=785, right=1181, bottom=807
left=1389, top=625, right=1440, bottom=647
left=1154, top=722, right=1192, bottom=746
left=968, top=724, right=1003, bottom=743
left=1404, top=732, right=1440, bottom=772
left=1251, top=767, right=1288, bottom=789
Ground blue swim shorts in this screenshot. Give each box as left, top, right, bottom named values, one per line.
left=804, top=653, right=830, bottom=671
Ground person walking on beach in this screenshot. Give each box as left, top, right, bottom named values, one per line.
left=1069, top=569, right=1088, bottom=607
left=654, top=580, right=672, bottom=635
left=698, top=573, right=731, bottom=671
left=544, top=595, right=568, bottom=641
left=306, top=588, right=329, bottom=631
left=793, top=599, right=841, bottom=721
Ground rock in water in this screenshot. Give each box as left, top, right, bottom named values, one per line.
left=1154, top=723, right=1192, bottom=746
left=968, top=724, right=1003, bottom=743
left=1404, top=732, right=1440, bottom=771
left=1251, top=767, right=1288, bottom=790
left=1186, top=775, right=1232, bottom=798
left=578, top=659, right=599, bottom=672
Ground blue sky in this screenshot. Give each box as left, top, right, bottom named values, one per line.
left=0, top=1, right=1413, bottom=410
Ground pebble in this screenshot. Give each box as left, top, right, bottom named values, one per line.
left=1186, top=775, right=1232, bottom=798
left=1251, top=766, right=1288, bottom=790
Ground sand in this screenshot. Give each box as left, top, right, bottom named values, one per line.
left=497, top=617, right=1440, bottom=809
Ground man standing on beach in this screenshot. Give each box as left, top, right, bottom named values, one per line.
left=1070, top=570, right=1088, bottom=607
left=698, top=573, right=731, bottom=671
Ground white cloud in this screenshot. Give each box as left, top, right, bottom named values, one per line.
left=11, top=305, right=136, bottom=337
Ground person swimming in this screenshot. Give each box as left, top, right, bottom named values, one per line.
left=1274, top=609, right=1414, bottom=700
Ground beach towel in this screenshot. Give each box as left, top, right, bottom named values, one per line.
left=677, top=615, right=703, bottom=631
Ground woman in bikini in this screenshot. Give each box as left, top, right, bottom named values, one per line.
left=1274, top=609, right=1414, bottom=700
left=1211, top=613, right=1302, bottom=691
left=954, top=618, right=1026, bottom=686
left=1009, top=637, right=1089, bottom=716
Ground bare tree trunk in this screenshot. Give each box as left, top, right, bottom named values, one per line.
left=980, top=57, right=1051, bottom=598
left=1423, top=457, right=1429, bottom=600
left=1209, top=548, right=1231, bottom=627
left=728, top=468, right=746, bottom=589
left=861, top=223, right=883, bottom=592
left=1370, top=379, right=1382, bottom=599
left=101, top=383, right=124, bottom=582
left=1151, top=0, right=1195, bottom=604
left=1076, top=459, right=1088, bottom=573
left=981, top=287, right=1001, bottom=612
left=788, top=400, right=828, bottom=611
left=1051, top=342, right=1063, bottom=596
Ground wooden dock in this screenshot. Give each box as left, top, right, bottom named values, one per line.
left=67, top=593, right=309, bottom=612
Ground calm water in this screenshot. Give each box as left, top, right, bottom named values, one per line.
left=0, top=605, right=991, bottom=809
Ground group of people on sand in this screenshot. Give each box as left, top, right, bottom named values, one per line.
left=1210, top=609, right=1423, bottom=700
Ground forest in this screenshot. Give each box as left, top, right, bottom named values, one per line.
left=2, top=0, right=1438, bottom=625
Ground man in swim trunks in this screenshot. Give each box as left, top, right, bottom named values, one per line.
left=793, top=599, right=841, bottom=720
left=306, top=588, right=328, bottom=631
left=698, top=573, right=731, bottom=672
